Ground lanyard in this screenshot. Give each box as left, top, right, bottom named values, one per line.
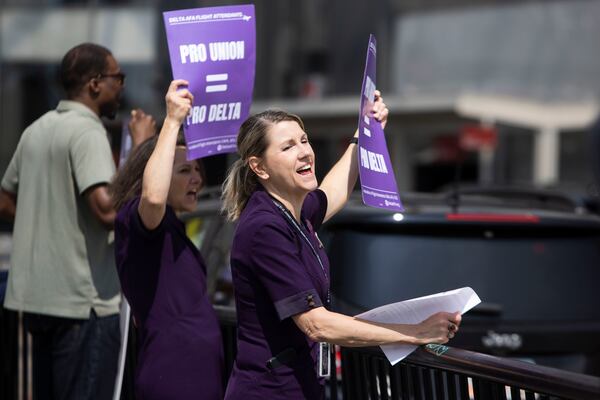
left=271, top=198, right=330, bottom=305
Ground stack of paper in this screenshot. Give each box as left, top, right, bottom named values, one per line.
left=356, top=287, right=481, bottom=365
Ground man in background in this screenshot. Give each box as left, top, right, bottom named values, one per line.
left=0, top=43, right=153, bottom=400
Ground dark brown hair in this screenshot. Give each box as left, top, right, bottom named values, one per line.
left=110, top=135, right=205, bottom=211
left=221, top=109, right=304, bottom=221
left=60, top=43, right=112, bottom=97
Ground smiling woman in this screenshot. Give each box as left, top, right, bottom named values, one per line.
left=249, top=119, right=319, bottom=214
left=109, top=80, right=223, bottom=400
left=221, top=97, right=463, bottom=400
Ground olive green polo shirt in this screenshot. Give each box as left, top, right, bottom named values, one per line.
left=1, top=100, right=120, bottom=318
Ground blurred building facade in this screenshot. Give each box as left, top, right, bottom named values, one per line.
left=1, top=0, right=599, bottom=193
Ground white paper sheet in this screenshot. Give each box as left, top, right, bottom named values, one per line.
left=355, top=287, right=481, bottom=365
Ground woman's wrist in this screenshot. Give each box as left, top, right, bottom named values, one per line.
left=349, top=136, right=358, bottom=145
left=395, top=323, right=423, bottom=345
left=162, top=116, right=182, bottom=132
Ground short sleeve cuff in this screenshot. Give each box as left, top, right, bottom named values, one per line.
left=123, top=197, right=167, bottom=240
left=0, top=181, right=16, bottom=194
left=1, top=164, right=19, bottom=194
left=274, top=289, right=323, bottom=321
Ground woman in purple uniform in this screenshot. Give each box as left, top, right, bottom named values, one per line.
left=111, top=80, right=224, bottom=399
left=221, top=92, right=462, bottom=399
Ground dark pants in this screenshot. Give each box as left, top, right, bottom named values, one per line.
left=24, top=310, right=120, bottom=400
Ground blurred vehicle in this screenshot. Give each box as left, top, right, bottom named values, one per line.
left=184, top=186, right=600, bottom=377
left=321, top=187, right=600, bottom=376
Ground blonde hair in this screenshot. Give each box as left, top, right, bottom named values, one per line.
left=221, top=110, right=304, bottom=221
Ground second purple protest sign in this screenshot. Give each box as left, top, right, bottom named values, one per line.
left=357, top=35, right=404, bottom=212
left=163, top=5, right=255, bottom=160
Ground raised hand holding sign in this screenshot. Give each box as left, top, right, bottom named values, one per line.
left=357, top=35, right=404, bottom=211
left=163, top=5, right=256, bottom=160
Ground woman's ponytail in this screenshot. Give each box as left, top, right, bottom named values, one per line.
left=221, top=109, right=305, bottom=221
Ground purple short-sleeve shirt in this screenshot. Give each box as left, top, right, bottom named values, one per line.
left=225, top=187, right=330, bottom=399
left=114, top=197, right=224, bottom=400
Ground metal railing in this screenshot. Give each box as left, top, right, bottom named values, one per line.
left=340, top=345, right=600, bottom=400
left=2, top=306, right=600, bottom=400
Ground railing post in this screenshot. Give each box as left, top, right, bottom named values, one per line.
left=400, top=363, right=413, bottom=400
left=510, top=386, right=522, bottom=400
left=445, top=371, right=459, bottom=400
left=457, top=374, right=470, bottom=400
left=432, top=369, right=444, bottom=400
left=421, top=367, right=434, bottom=400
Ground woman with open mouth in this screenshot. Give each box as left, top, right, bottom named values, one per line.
left=110, top=79, right=224, bottom=400
left=221, top=91, right=461, bottom=399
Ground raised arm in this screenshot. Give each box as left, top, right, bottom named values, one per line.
left=85, top=109, right=156, bottom=228
left=293, top=306, right=461, bottom=347
left=138, top=80, right=193, bottom=230
left=318, top=91, right=388, bottom=222
left=128, top=108, right=157, bottom=148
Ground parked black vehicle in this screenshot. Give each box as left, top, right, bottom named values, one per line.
left=320, top=188, right=600, bottom=377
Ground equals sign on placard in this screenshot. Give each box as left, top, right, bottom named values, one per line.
left=206, top=73, right=228, bottom=93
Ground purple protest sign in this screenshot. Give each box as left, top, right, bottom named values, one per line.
left=163, top=5, right=255, bottom=160
left=357, top=35, right=404, bottom=211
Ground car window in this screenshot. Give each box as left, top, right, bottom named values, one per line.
left=325, top=227, right=600, bottom=321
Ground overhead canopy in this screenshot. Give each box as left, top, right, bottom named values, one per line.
left=455, top=93, right=599, bottom=131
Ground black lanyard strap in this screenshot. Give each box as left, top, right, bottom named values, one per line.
left=271, top=198, right=330, bottom=305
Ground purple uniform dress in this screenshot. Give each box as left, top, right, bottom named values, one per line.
left=225, top=186, right=330, bottom=399
left=114, top=197, right=224, bottom=400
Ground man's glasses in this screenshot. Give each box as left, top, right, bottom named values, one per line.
left=97, top=72, right=126, bottom=85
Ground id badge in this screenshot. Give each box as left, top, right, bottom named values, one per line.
left=318, top=342, right=331, bottom=378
